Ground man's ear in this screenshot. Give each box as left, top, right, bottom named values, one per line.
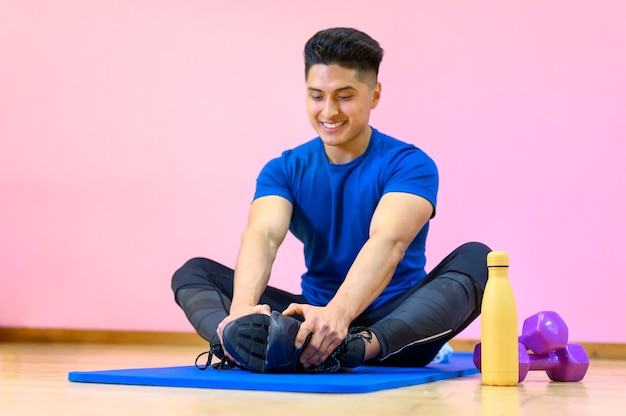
left=371, top=82, right=382, bottom=109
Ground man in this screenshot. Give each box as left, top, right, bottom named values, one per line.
left=172, top=27, right=490, bottom=373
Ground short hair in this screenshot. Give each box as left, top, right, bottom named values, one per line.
left=304, top=27, right=384, bottom=84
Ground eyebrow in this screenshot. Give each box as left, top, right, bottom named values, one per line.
left=307, top=86, right=357, bottom=93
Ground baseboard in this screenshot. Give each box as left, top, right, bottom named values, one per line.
left=0, top=327, right=208, bottom=347
left=1, top=327, right=624, bottom=360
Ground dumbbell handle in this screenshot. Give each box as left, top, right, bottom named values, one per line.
left=527, top=351, right=560, bottom=371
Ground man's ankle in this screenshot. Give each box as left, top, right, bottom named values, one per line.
left=363, top=331, right=381, bottom=361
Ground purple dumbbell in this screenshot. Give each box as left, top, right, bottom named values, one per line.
left=474, top=342, right=589, bottom=382
left=522, top=343, right=589, bottom=381
left=519, top=311, right=569, bottom=355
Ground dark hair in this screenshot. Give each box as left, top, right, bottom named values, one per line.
left=304, top=27, right=384, bottom=82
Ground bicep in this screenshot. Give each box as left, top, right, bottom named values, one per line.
left=247, top=195, right=293, bottom=248
left=369, top=192, right=433, bottom=248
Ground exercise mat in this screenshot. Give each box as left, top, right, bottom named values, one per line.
left=68, top=352, right=478, bottom=394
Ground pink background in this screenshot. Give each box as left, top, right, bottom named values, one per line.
left=1, top=1, right=624, bottom=343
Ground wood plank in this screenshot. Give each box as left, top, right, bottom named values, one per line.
left=1, top=342, right=625, bottom=416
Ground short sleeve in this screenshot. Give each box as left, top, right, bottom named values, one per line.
left=253, top=157, right=294, bottom=203
left=382, top=148, right=439, bottom=217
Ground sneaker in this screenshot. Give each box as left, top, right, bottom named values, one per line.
left=222, top=311, right=372, bottom=373
left=430, top=342, right=454, bottom=364
left=222, top=311, right=305, bottom=373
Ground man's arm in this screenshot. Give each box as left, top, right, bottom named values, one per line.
left=289, top=191, right=433, bottom=367
left=328, top=191, right=433, bottom=321
left=217, top=195, right=292, bottom=337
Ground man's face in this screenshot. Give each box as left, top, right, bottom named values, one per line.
left=305, top=64, right=381, bottom=163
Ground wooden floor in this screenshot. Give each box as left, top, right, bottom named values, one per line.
left=1, top=342, right=625, bottom=416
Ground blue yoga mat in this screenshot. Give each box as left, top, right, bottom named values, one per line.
left=68, top=352, right=478, bottom=394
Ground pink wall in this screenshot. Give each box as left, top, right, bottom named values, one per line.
left=1, top=1, right=624, bottom=343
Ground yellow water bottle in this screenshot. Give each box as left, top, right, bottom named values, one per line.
left=480, top=251, right=519, bottom=386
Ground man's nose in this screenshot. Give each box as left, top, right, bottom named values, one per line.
left=322, top=98, right=339, bottom=118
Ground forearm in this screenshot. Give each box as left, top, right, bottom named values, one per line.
left=228, top=196, right=292, bottom=314
left=326, top=233, right=405, bottom=323
left=230, top=227, right=279, bottom=312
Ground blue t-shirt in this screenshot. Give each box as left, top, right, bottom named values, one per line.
left=254, top=128, right=438, bottom=311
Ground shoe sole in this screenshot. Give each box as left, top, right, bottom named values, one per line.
left=223, top=314, right=272, bottom=373
left=223, top=312, right=307, bottom=373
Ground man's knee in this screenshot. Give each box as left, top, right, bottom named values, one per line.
left=457, top=241, right=491, bottom=257
left=171, top=257, right=212, bottom=295
left=451, top=241, right=491, bottom=290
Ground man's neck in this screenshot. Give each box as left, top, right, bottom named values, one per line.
left=324, top=128, right=372, bottom=164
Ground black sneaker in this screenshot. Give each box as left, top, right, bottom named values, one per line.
left=222, top=311, right=372, bottom=373
left=222, top=311, right=306, bottom=373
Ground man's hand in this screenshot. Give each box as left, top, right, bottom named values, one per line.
left=282, top=303, right=350, bottom=368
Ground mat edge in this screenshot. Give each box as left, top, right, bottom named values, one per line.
left=67, top=361, right=478, bottom=394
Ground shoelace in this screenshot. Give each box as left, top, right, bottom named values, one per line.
left=195, top=342, right=238, bottom=371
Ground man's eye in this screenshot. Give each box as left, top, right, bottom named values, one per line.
left=311, top=95, right=323, bottom=101
left=338, top=95, right=352, bottom=100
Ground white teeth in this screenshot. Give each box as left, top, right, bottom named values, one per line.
left=322, top=121, right=345, bottom=129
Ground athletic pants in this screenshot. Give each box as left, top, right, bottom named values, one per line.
left=171, top=241, right=491, bottom=367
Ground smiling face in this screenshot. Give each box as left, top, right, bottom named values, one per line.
left=305, top=64, right=381, bottom=164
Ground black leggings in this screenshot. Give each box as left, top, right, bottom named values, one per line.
left=171, top=241, right=490, bottom=367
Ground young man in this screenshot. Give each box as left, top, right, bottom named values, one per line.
left=172, top=27, right=491, bottom=373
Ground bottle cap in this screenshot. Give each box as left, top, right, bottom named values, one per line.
left=487, top=251, right=509, bottom=267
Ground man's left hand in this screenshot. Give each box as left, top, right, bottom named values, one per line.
left=282, top=303, right=350, bottom=368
